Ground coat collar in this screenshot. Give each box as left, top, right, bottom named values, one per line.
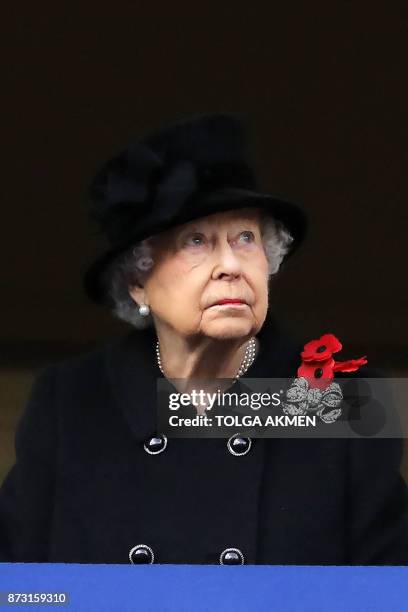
left=104, top=312, right=303, bottom=442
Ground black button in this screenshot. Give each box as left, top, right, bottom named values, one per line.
left=314, top=368, right=323, bottom=378
left=129, top=544, right=155, bottom=564
left=143, top=434, right=167, bottom=455
left=316, top=345, right=326, bottom=353
left=219, top=547, right=245, bottom=565
left=227, top=434, right=252, bottom=456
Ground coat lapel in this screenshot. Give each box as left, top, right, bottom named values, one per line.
left=104, top=323, right=160, bottom=442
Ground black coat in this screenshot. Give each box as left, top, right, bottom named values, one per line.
left=1, top=315, right=408, bottom=565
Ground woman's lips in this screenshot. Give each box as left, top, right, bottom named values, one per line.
left=211, top=299, right=248, bottom=308
left=216, top=299, right=245, bottom=305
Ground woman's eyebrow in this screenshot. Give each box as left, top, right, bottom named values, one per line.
left=230, top=220, right=259, bottom=230
left=180, top=223, right=209, bottom=234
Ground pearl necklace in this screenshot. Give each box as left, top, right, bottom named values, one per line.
left=155, top=337, right=257, bottom=380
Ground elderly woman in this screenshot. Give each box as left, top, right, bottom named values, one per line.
left=1, top=113, right=408, bottom=565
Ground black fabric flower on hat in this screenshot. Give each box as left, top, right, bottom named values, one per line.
left=89, top=144, right=201, bottom=247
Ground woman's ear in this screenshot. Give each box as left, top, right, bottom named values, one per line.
left=128, top=284, right=148, bottom=306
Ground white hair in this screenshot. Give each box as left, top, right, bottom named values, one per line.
left=103, top=210, right=294, bottom=329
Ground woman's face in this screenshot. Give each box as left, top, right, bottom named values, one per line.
left=129, top=208, right=270, bottom=340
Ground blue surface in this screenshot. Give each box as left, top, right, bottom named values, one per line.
left=0, top=564, right=407, bottom=611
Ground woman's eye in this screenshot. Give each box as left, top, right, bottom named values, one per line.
left=238, top=230, right=255, bottom=243
left=185, top=233, right=206, bottom=247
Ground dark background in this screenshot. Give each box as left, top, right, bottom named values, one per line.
left=0, top=4, right=407, bottom=370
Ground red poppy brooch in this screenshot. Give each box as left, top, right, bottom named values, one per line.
left=282, top=333, right=368, bottom=424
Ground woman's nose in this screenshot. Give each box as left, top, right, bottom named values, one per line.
left=212, top=241, right=242, bottom=279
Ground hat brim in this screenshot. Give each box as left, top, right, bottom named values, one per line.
left=82, top=187, right=308, bottom=306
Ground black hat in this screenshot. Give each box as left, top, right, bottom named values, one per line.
left=83, top=112, right=308, bottom=306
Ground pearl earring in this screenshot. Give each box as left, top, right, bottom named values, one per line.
left=138, top=304, right=150, bottom=317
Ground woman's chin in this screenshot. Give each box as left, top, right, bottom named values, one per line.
left=201, top=318, right=254, bottom=340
